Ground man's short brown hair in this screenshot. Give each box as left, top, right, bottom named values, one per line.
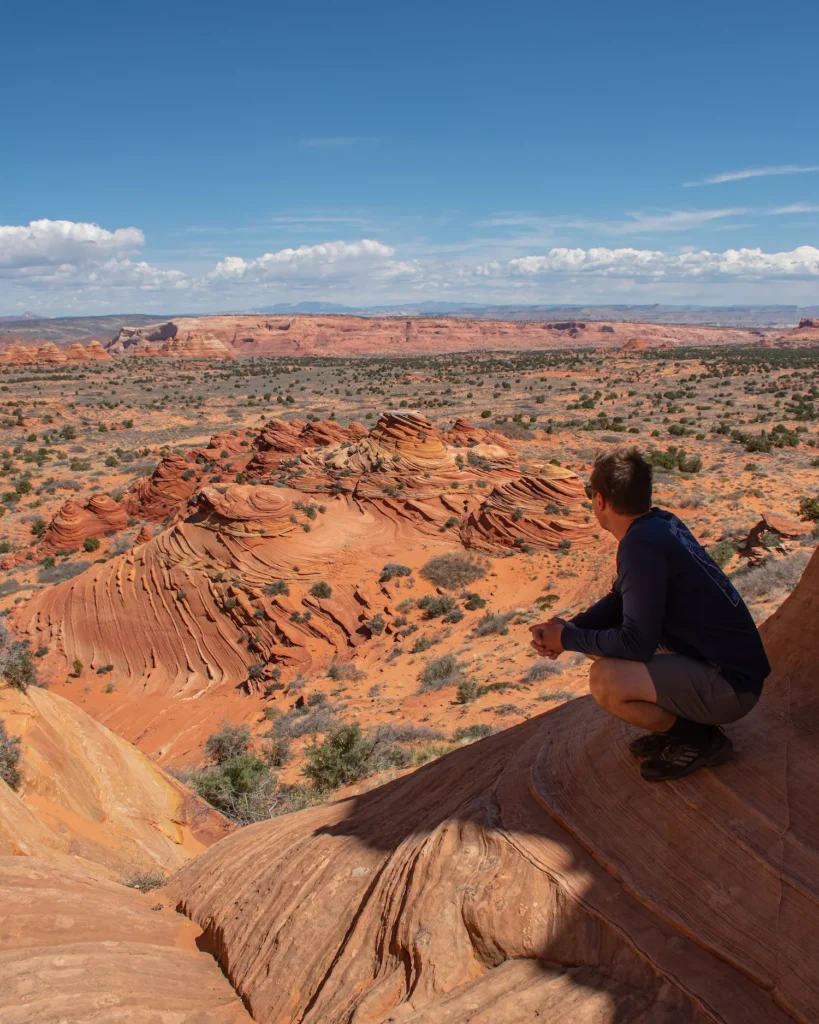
left=589, top=446, right=652, bottom=515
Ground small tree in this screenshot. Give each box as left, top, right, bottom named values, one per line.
left=0, top=719, right=22, bottom=790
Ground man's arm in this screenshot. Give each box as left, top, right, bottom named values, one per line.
left=569, top=588, right=623, bottom=630
left=561, top=538, right=668, bottom=661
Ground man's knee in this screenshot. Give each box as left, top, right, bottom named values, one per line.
left=589, top=658, right=624, bottom=710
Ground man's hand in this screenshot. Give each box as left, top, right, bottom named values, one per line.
left=529, top=617, right=568, bottom=660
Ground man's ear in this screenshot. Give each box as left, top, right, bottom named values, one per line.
left=594, top=491, right=606, bottom=514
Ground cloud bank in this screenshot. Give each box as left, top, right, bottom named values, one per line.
left=2, top=218, right=819, bottom=315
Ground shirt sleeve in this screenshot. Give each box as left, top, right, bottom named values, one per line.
left=569, top=588, right=623, bottom=630
left=561, top=536, right=668, bottom=661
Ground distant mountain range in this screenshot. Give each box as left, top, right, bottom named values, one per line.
left=2, top=304, right=818, bottom=346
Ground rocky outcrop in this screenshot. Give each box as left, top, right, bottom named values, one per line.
left=16, top=486, right=405, bottom=762
left=111, top=320, right=178, bottom=351
left=125, top=453, right=201, bottom=522
left=445, top=417, right=510, bottom=449
left=0, top=858, right=253, bottom=1023
left=798, top=318, right=819, bottom=329
left=169, top=545, right=819, bottom=1024
left=245, top=417, right=359, bottom=477
left=160, top=333, right=236, bottom=360
left=40, top=494, right=128, bottom=553
left=0, top=685, right=228, bottom=877
left=460, top=467, right=594, bottom=551
left=743, top=510, right=811, bottom=555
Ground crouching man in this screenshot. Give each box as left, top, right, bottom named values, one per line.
left=530, top=446, right=770, bottom=781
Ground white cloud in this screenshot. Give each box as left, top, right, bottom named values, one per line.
left=209, top=239, right=395, bottom=282
left=507, top=245, right=819, bottom=281
left=769, top=203, right=819, bottom=215
left=482, top=209, right=747, bottom=236
left=0, top=219, right=143, bottom=269
left=684, top=165, right=819, bottom=187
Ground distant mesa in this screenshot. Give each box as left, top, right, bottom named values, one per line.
left=107, top=320, right=235, bottom=359
left=798, top=317, right=819, bottom=329
left=40, top=494, right=128, bottom=554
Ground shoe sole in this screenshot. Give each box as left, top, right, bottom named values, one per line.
left=640, top=741, right=734, bottom=782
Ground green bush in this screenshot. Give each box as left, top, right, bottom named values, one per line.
left=706, top=540, right=735, bottom=569
left=264, top=580, right=290, bottom=597
left=798, top=496, right=819, bottom=524
left=1, top=636, right=38, bottom=692
left=417, top=595, right=455, bottom=619
left=452, top=723, right=494, bottom=742
left=310, top=581, right=332, bottom=599
left=303, top=723, right=373, bottom=791
left=83, top=536, right=100, bottom=552
left=456, top=678, right=478, bottom=704
left=124, top=870, right=166, bottom=893
left=204, top=721, right=252, bottom=763
left=473, top=611, right=513, bottom=636
left=0, top=718, right=22, bottom=790
left=191, top=753, right=277, bottom=824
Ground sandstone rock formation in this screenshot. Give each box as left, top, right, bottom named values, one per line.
left=160, top=333, right=236, bottom=360
left=125, top=452, right=201, bottom=522
left=743, top=510, right=811, bottom=555
left=111, top=320, right=178, bottom=350
left=0, top=858, right=253, bottom=1023
left=460, top=467, right=594, bottom=552
left=0, top=684, right=228, bottom=877
left=0, top=340, right=112, bottom=363
left=169, top=544, right=819, bottom=1024
left=445, top=417, right=510, bottom=449
left=40, top=493, right=128, bottom=553
left=17, top=486, right=406, bottom=760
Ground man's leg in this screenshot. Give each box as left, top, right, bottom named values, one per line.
left=588, top=657, right=676, bottom=731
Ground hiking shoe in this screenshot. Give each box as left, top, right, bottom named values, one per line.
left=640, top=730, right=733, bottom=782
left=629, top=732, right=671, bottom=759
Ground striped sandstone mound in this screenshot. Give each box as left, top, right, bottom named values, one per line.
left=40, top=494, right=128, bottom=554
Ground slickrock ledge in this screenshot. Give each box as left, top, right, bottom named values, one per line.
left=169, top=549, right=819, bottom=1024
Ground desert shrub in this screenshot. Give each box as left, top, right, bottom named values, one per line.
left=270, top=705, right=339, bottom=738
left=464, top=593, right=486, bottom=610
left=326, top=662, right=366, bottom=682
left=368, top=613, right=385, bottom=635
left=733, top=551, right=811, bottom=604
left=410, top=742, right=456, bottom=765
left=420, top=553, right=486, bottom=590
left=370, top=723, right=445, bottom=743
left=379, top=563, right=411, bottom=583
left=442, top=607, right=464, bottom=624
left=418, top=653, right=463, bottom=692
left=310, top=581, right=332, bottom=599
left=411, top=635, right=432, bottom=653
left=706, top=540, right=735, bottom=569
left=523, top=658, right=564, bottom=683
left=264, top=580, right=290, bottom=597
left=798, top=496, right=819, bottom=524
left=191, top=753, right=277, bottom=824
left=1, top=636, right=38, bottom=692
left=303, top=723, right=373, bottom=791
left=417, top=595, right=455, bottom=619
left=456, top=678, right=479, bottom=703
left=30, top=517, right=47, bottom=537
left=0, top=718, right=22, bottom=790
left=204, top=721, right=252, bottom=764
left=83, top=536, right=100, bottom=552
left=452, top=723, right=494, bottom=742
left=538, top=688, right=577, bottom=703
left=124, top=870, right=166, bottom=893
left=473, top=611, right=513, bottom=637
left=261, top=736, right=292, bottom=767
left=37, top=560, right=92, bottom=584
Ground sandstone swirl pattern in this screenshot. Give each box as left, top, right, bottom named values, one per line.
left=168, top=547, right=819, bottom=1024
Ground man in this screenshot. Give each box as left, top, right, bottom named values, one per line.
left=530, top=446, right=770, bottom=782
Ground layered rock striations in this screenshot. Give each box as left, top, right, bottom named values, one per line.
left=0, top=858, right=253, bottom=1023
left=125, top=452, right=202, bottom=522
left=461, top=466, right=594, bottom=552
left=0, top=340, right=112, bottom=363
left=16, top=486, right=404, bottom=761
left=169, top=545, right=819, bottom=1024
left=0, top=684, right=228, bottom=876
left=40, top=494, right=128, bottom=553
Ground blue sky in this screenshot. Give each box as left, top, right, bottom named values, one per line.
left=1, top=0, right=818, bottom=314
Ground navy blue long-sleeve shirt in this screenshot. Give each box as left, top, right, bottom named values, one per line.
left=561, top=508, right=770, bottom=695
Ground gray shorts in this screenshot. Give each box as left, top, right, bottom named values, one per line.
left=646, top=654, right=759, bottom=725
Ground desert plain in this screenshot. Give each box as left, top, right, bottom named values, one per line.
left=2, top=312, right=819, bottom=1022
